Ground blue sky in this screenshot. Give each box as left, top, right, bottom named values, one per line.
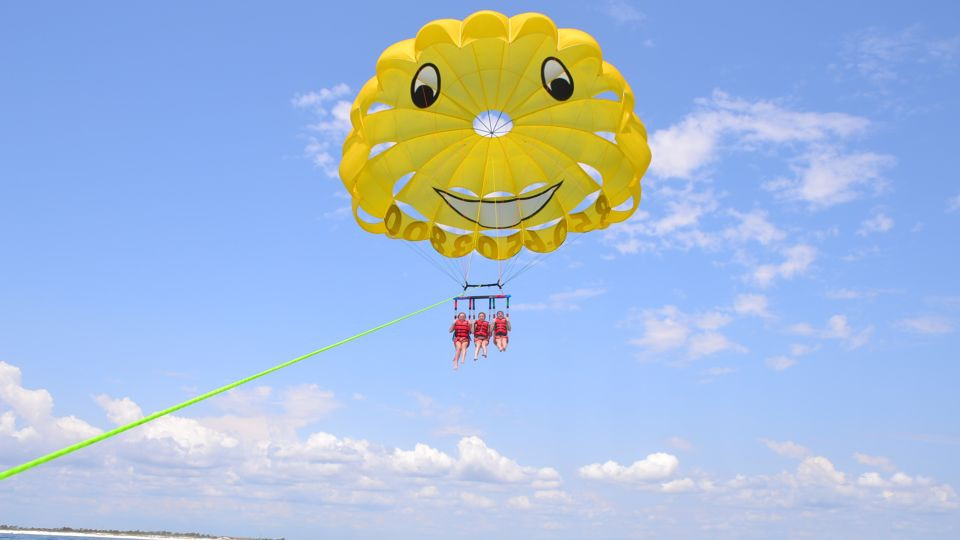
left=1, top=1, right=959, bottom=538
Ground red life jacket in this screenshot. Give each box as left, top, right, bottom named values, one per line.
left=474, top=320, right=489, bottom=338
left=454, top=319, right=471, bottom=339
left=494, top=318, right=508, bottom=335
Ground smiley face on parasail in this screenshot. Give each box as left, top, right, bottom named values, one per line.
left=339, top=10, right=651, bottom=261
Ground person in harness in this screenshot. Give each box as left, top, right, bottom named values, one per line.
left=493, top=311, right=511, bottom=352
left=473, top=312, right=490, bottom=360
left=449, top=312, right=471, bottom=369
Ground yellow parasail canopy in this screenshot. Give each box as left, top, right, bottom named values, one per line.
left=339, top=10, right=651, bottom=261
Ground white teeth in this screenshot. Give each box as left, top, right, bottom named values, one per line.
left=434, top=183, right=562, bottom=229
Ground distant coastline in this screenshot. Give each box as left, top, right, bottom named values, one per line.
left=0, top=526, right=280, bottom=540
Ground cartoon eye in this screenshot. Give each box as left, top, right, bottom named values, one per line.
left=541, top=57, right=573, bottom=101
left=411, top=64, right=441, bottom=108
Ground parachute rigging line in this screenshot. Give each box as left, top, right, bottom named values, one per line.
left=0, top=295, right=456, bottom=482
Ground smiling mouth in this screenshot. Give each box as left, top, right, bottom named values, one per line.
left=433, top=182, right=562, bottom=229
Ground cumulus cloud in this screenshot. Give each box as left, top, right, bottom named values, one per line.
left=724, top=454, right=957, bottom=513
left=579, top=452, right=679, bottom=484
left=796, top=456, right=846, bottom=486
left=1, top=360, right=560, bottom=517
left=661, top=477, right=696, bottom=493
left=580, top=444, right=958, bottom=517
left=0, top=361, right=101, bottom=456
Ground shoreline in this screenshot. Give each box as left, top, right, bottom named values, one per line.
left=0, top=530, right=229, bottom=540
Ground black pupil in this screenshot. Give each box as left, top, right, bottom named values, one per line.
left=549, top=78, right=573, bottom=100
left=413, top=85, right=434, bottom=108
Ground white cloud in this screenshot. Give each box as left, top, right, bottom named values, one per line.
left=95, top=395, right=143, bottom=425
left=649, top=91, right=869, bottom=180
left=0, top=361, right=101, bottom=453
left=628, top=306, right=691, bottom=352
left=603, top=186, right=720, bottom=254
left=761, top=438, right=811, bottom=459
left=841, top=26, right=959, bottom=83
left=661, top=477, right=696, bottom=493
left=579, top=452, right=679, bottom=484
left=788, top=315, right=873, bottom=350
left=689, top=333, right=744, bottom=358
left=854, top=452, right=895, bottom=472
left=765, top=150, right=894, bottom=209
left=858, top=211, right=894, bottom=235
left=796, top=456, right=846, bottom=486
left=6, top=360, right=959, bottom=535
left=766, top=356, right=796, bottom=371
left=826, top=288, right=889, bottom=300
left=512, top=287, right=606, bottom=311
left=460, top=491, right=495, bottom=508
left=413, top=485, right=439, bottom=498
left=733, top=294, right=770, bottom=317
left=455, top=436, right=527, bottom=482
left=719, top=452, right=957, bottom=514
left=668, top=436, right=694, bottom=451
left=293, top=83, right=354, bottom=178
left=603, top=0, right=644, bottom=25
left=751, top=244, right=816, bottom=287
left=391, top=443, right=455, bottom=476
left=789, top=343, right=817, bottom=356
left=858, top=471, right=889, bottom=488
left=507, top=495, right=532, bottom=509
left=280, top=384, right=340, bottom=426
left=897, top=316, right=954, bottom=335
left=722, top=210, right=785, bottom=245
left=534, top=489, right=573, bottom=504
left=788, top=323, right=816, bottom=336
left=948, top=194, right=960, bottom=212
left=627, top=305, right=746, bottom=361
left=702, top=367, right=735, bottom=377
left=824, top=314, right=874, bottom=349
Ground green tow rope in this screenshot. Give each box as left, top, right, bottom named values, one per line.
left=0, top=295, right=455, bottom=481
